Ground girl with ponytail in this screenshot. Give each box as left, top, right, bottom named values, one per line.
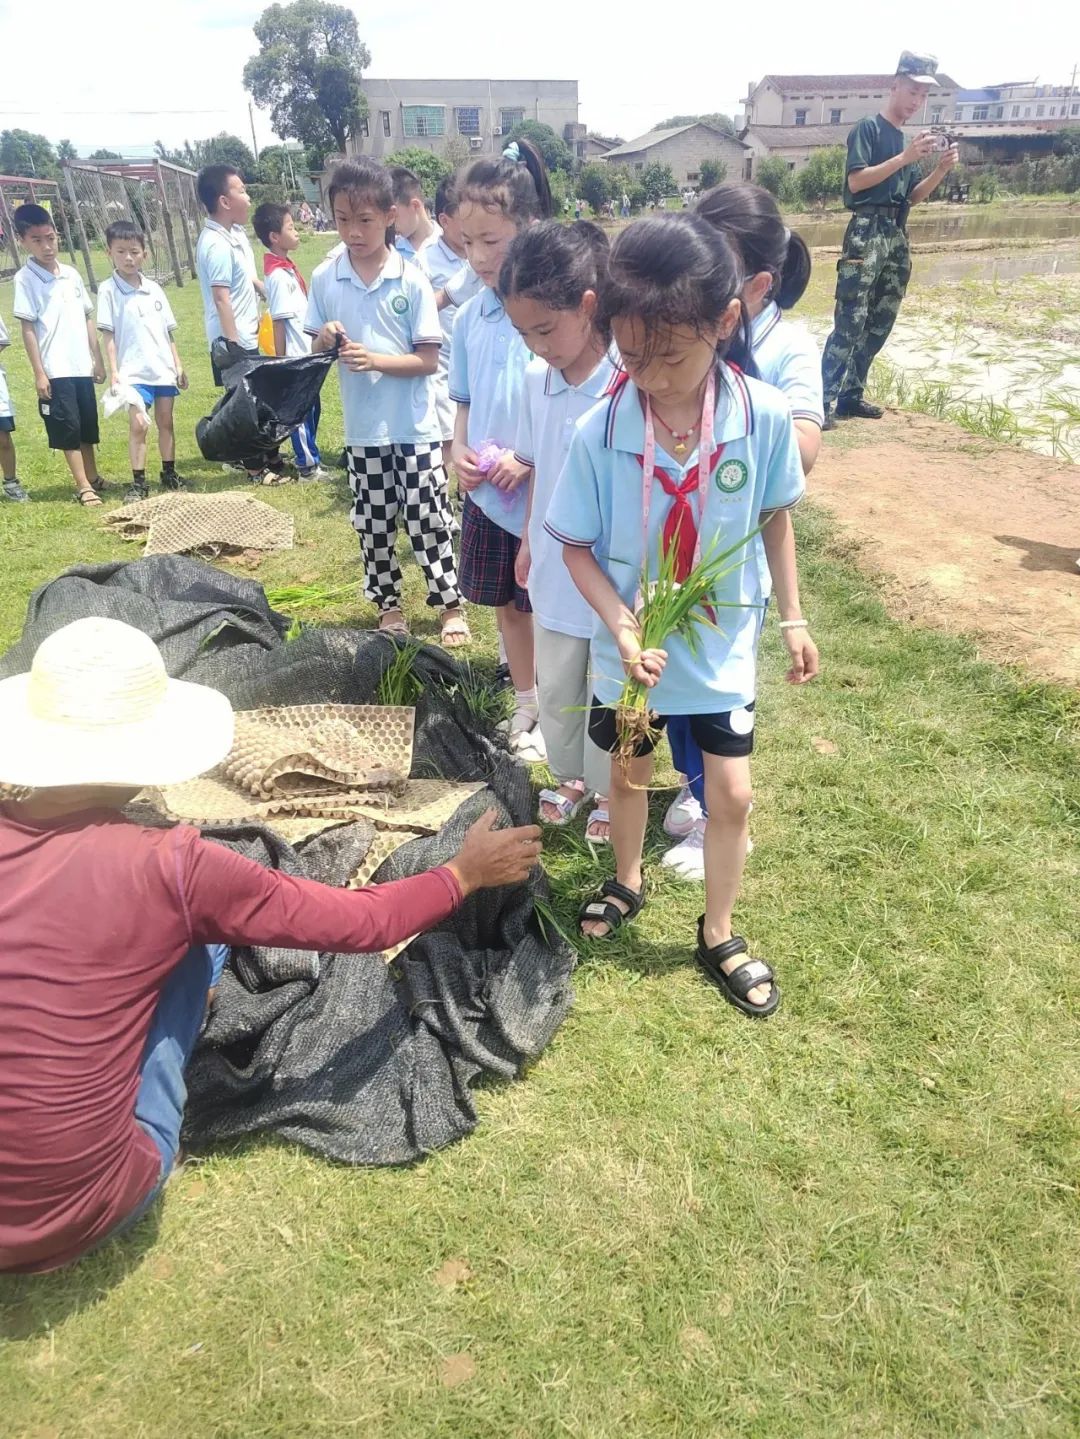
left=448, top=138, right=554, bottom=756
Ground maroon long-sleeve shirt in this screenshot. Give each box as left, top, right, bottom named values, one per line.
left=0, top=807, right=462, bottom=1272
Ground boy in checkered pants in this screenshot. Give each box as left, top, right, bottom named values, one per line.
left=307, top=161, right=468, bottom=645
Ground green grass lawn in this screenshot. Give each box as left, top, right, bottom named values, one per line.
left=1, top=242, right=1079, bottom=1437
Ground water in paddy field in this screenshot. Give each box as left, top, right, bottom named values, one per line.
left=797, top=207, right=1080, bottom=250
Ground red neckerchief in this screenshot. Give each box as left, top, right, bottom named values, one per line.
left=263, top=251, right=307, bottom=296
left=636, top=447, right=723, bottom=582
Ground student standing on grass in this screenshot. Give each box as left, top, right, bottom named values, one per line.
left=194, top=164, right=285, bottom=486
left=502, top=221, right=617, bottom=841
left=546, top=215, right=818, bottom=1018
left=418, top=176, right=483, bottom=453
left=12, top=203, right=107, bottom=508
left=252, top=201, right=329, bottom=482
left=820, top=51, right=958, bottom=429
left=0, top=616, right=542, bottom=1273
left=659, top=182, right=825, bottom=878
left=307, top=160, right=468, bottom=648
left=450, top=140, right=554, bottom=759
left=0, top=315, right=28, bottom=502
left=97, top=221, right=189, bottom=503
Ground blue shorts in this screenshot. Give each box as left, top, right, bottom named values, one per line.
left=133, top=384, right=180, bottom=406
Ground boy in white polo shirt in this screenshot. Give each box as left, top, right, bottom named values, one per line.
left=418, top=175, right=482, bottom=449
left=307, top=159, right=468, bottom=647
left=252, top=201, right=327, bottom=481
left=195, top=165, right=283, bottom=485
left=0, top=315, right=28, bottom=501
left=98, top=221, right=189, bottom=502
left=12, top=203, right=107, bottom=507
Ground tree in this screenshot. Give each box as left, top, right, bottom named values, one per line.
left=0, top=129, right=57, bottom=178
left=755, top=155, right=792, bottom=200
left=795, top=146, right=846, bottom=206
left=386, top=147, right=451, bottom=196
left=442, top=135, right=471, bottom=171
left=57, top=140, right=79, bottom=163
left=698, top=157, right=727, bottom=190
left=506, top=120, right=573, bottom=174
left=654, top=113, right=736, bottom=137
left=641, top=161, right=676, bottom=203
left=89, top=149, right=122, bottom=162
left=549, top=168, right=570, bottom=216
left=202, top=133, right=259, bottom=180
left=577, top=162, right=611, bottom=212
left=244, top=0, right=370, bottom=156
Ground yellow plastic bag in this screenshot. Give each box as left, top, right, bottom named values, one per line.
left=257, top=310, right=276, bottom=357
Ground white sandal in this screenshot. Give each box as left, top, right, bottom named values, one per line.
left=538, top=780, right=587, bottom=827
left=585, top=806, right=611, bottom=845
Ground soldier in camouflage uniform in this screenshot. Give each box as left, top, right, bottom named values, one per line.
left=821, top=51, right=959, bottom=428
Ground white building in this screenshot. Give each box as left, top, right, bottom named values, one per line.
left=349, top=78, right=580, bottom=161
left=954, top=80, right=1080, bottom=127
left=741, top=72, right=960, bottom=131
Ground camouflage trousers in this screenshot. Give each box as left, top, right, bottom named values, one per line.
left=821, top=210, right=912, bottom=409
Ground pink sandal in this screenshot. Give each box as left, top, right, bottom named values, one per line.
left=538, top=779, right=587, bottom=827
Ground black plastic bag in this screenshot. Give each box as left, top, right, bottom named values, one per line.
left=196, top=342, right=339, bottom=464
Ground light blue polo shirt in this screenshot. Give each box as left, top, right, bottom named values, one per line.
left=196, top=219, right=260, bottom=350
left=515, top=352, right=619, bottom=639
left=449, top=287, right=531, bottom=537
left=752, top=302, right=824, bottom=426
left=545, top=368, right=805, bottom=714
left=304, top=247, right=442, bottom=446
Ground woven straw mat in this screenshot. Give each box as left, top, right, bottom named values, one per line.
left=225, top=705, right=413, bottom=798
left=103, top=492, right=294, bottom=557
left=148, top=702, right=481, bottom=837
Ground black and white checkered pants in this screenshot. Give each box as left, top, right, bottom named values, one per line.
left=346, top=442, right=461, bottom=613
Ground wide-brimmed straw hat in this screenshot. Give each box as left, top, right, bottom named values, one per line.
left=0, top=617, right=234, bottom=789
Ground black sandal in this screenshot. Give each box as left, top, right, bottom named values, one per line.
left=695, top=919, right=780, bottom=1018
left=579, top=879, right=645, bottom=939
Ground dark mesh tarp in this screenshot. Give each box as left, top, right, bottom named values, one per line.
left=1, top=557, right=575, bottom=1164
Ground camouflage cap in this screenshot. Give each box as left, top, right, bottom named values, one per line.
left=896, top=50, right=940, bottom=84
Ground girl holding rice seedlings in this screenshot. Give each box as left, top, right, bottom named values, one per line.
left=661, top=182, right=824, bottom=877
left=545, top=214, right=818, bottom=1017
left=501, top=220, right=619, bottom=842
left=449, top=139, right=553, bottom=760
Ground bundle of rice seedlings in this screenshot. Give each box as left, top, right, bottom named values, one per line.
left=615, top=529, right=759, bottom=766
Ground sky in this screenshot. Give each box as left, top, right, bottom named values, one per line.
left=0, top=0, right=1075, bottom=158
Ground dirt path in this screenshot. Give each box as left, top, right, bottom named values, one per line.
left=811, top=412, right=1080, bottom=688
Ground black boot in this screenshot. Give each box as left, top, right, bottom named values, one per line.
left=836, top=398, right=884, bottom=420
left=124, top=477, right=150, bottom=503
left=822, top=410, right=838, bottom=432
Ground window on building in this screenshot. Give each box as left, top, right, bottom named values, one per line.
left=1011, top=105, right=1020, bottom=117
left=1024, top=106, right=1031, bottom=116
left=455, top=107, right=480, bottom=136
left=972, top=105, right=989, bottom=121
left=577, top=141, right=586, bottom=158
left=1073, top=103, right=1080, bottom=116
left=381, top=111, right=392, bottom=137
left=930, top=106, right=945, bottom=123
left=403, top=105, right=445, bottom=138
left=634, top=161, right=644, bottom=172
left=687, top=171, right=700, bottom=183
left=1048, top=105, right=1057, bottom=116
left=830, top=108, right=843, bottom=124
left=1036, top=104, right=1044, bottom=117
left=794, top=109, right=808, bottom=126
left=499, top=107, right=525, bottom=133
left=359, top=115, right=369, bottom=138
left=787, top=161, right=796, bottom=171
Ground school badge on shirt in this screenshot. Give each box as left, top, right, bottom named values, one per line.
left=716, top=458, right=748, bottom=493
left=391, top=294, right=410, bottom=315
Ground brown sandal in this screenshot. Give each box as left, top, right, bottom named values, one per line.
left=75, top=488, right=102, bottom=507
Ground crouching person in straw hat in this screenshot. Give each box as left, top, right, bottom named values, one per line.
left=0, top=618, right=542, bottom=1273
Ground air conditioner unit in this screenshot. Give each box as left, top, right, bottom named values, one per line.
left=493, top=127, right=503, bottom=136
left=469, top=136, right=483, bottom=150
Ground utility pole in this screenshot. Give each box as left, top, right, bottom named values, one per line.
left=248, top=103, right=260, bottom=164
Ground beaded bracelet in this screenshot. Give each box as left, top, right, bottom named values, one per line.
left=778, top=619, right=809, bottom=630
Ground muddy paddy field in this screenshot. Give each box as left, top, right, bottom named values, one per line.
left=794, top=204, right=1080, bottom=690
